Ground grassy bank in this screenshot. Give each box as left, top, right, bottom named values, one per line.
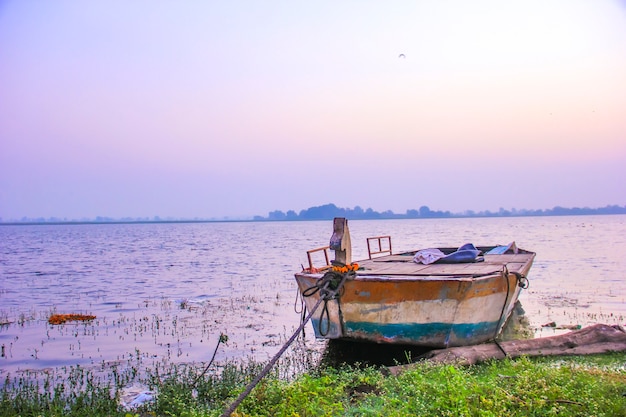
left=2, top=353, right=625, bottom=416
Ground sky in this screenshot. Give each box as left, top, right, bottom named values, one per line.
left=1, top=1, right=625, bottom=221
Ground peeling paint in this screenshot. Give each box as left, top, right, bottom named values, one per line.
left=295, top=247, right=535, bottom=346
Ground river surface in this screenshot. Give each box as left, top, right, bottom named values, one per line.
left=1, top=215, right=625, bottom=380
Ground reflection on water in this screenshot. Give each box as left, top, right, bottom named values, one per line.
left=0, top=215, right=625, bottom=378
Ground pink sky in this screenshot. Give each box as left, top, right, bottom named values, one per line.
left=1, top=1, right=625, bottom=220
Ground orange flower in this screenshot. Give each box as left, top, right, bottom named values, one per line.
left=332, top=263, right=359, bottom=273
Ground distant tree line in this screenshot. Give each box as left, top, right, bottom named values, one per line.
left=3, top=204, right=625, bottom=225
left=254, top=203, right=626, bottom=221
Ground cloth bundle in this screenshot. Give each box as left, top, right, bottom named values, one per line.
left=413, top=243, right=483, bottom=265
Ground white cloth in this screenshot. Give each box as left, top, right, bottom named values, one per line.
left=413, top=248, right=445, bottom=265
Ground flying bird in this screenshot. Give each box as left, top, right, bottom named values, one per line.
left=398, top=53, right=406, bottom=59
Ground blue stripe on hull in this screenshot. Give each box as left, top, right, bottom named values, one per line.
left=344, top=321, right=500, bottom=347
left=310, top=318, right=343, bottom=339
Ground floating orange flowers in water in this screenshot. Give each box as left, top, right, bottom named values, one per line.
left=332, top=263, right=359, bottom=273
left=48, top=314, right=96, bottom=325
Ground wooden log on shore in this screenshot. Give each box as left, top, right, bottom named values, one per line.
left=387, top=324, right=626, bottom=376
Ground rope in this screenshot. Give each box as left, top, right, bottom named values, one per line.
left=294, top=287, right=307, bottom=338
left=302, top=270, right=348, bottom=336
left=294, top=284, right=304, bottom=314
left=493, top=266, right=511, bottom=348
left=494, top=339, right=508, bottom=358
left=493, top=267, right=530, bottom=355
left=513, top=271, right=529, bottom=289
left=220, top=270, right=351, bottom=417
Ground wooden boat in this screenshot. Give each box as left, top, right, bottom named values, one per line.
left=294, top=218, right=536, bottom=348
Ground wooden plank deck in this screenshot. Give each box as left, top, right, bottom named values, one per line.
left=354, top=252, right=534, bottom=278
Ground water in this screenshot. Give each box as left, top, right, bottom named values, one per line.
left=1, top=216, right=625, bottom=379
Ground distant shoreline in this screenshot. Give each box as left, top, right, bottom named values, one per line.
left=1, top=205, right=625, bottom=226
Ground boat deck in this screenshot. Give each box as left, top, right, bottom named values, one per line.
left=351, top=251, right=535, bottom=279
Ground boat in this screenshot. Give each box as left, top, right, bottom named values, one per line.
left=294, top=218, right=535, bottom=348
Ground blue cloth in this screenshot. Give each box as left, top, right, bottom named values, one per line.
left=436, top=243, right=483, bottom=264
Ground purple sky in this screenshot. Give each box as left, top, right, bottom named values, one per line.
left=1, top=1, right=625, bottom=220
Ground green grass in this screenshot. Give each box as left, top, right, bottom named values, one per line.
left=1, top=354, right=625, bottom=416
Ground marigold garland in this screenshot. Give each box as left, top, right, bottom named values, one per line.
left=332, top=263, right=359, bottom=273
left=48, top=314, right=96, bottom=325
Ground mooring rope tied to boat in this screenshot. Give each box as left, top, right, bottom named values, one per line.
left=302, top=269, right=348, bottom=336
left=220, top=269, right=352, bottom=417
left=492, top=266, right=512, bottom=357
left=492, top=266, right=530, bottom=357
